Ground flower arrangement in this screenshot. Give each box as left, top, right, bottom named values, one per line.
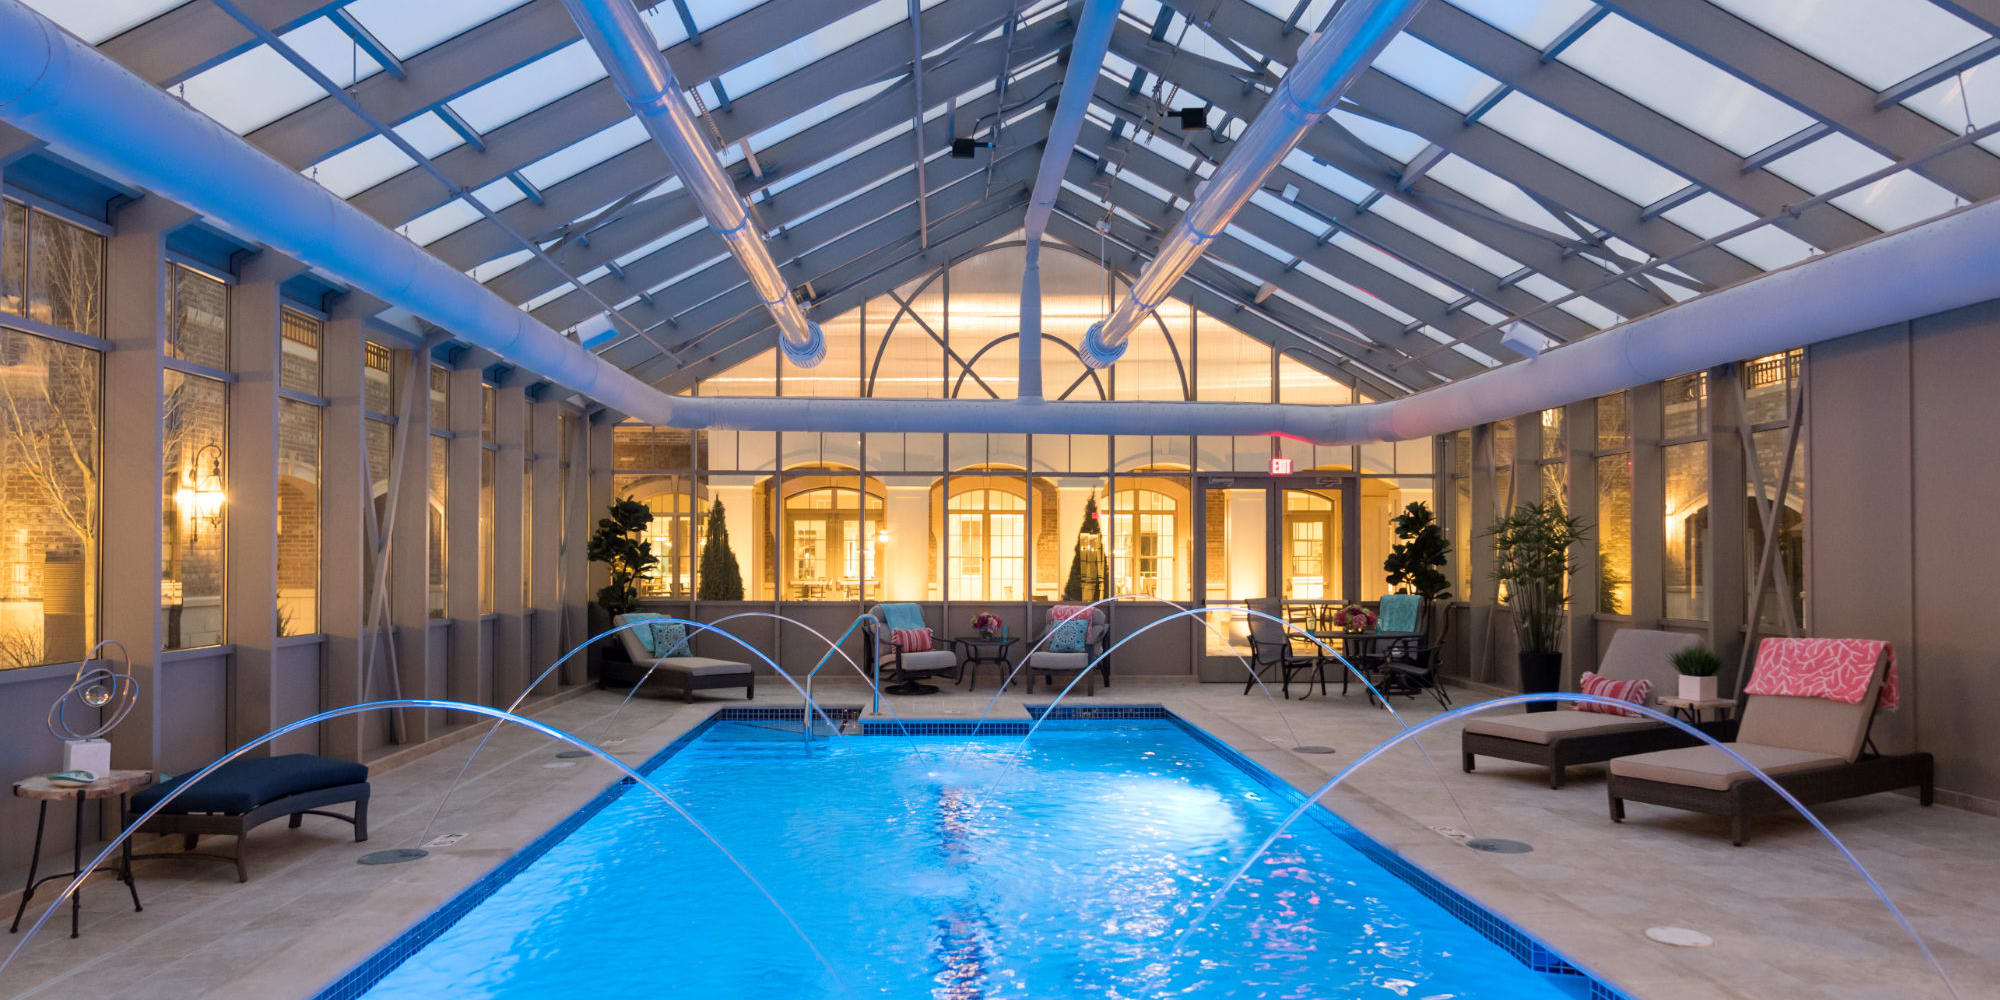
left=1330, top=605, right=1376, bottom=633
left=970, top=612, right=1003, bottom=638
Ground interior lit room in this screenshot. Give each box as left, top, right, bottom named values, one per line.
left=0, top=0, right=1993, bottom=997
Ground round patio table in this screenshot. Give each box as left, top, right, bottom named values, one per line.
left=951, top=636, right=1018, bottom=691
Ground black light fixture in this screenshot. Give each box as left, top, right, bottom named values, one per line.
left=1175, top=106, right=1208, bottom=130
left=950, top=137, right=982, bottom=158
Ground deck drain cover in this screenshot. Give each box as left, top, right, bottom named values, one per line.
left=1465, top=838, right=1533, bottom=854
left=358, top=848, right=428, bottom=866
left=554, top=749, right=590, bottom=758
left=1645, top=926, right=1713, bottom=949
left=1293, top=745, right=1337, bottom=755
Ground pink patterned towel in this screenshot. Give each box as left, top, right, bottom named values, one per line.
left=1744, top=637, right=1899, bottom=709
left=1050, top=605, right=1093, bottom=622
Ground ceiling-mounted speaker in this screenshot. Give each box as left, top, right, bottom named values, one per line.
left=1176, top=106, right=1207, bottom=130
left=1500, top=322, right=1547, bottom=358
left=950, top=137, right=980, bottom=158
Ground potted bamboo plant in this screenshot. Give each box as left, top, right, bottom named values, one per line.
left=1488, top=499, right=1587, bottom=712
left=1671, top=646, right=1723, bottom=702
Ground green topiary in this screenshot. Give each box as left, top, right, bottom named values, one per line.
left=586, top=496, right=656, bottom=617
left=1383, top=501, right=1452, bottom=604
left=696, top=499, right=745, bottom=601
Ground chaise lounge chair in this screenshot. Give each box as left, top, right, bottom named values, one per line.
left=1608, top=637, right=1933, bottom=845
left=127, top=754, right=369, bottom=882
left=605, top=613, right=755, bottom=701
left=1462, top=629, right=1730, bottom=789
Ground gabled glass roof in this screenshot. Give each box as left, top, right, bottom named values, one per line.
left=56, top=0, right=2000, bottom=396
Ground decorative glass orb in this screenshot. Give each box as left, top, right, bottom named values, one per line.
left=82, top=683, right=112, bottom=708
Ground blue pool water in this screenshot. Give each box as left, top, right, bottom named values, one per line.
left=353, top=717, right=1591, bottom=999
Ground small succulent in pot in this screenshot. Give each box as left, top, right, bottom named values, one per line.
left=1331, top=605, right=1376, bottom=633
left=1670, top=645, right=1724, bottom=702
left=970, top=612, right=1002, bottom=639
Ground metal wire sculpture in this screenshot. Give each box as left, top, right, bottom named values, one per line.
left=46, top=640, right=139, bottom=742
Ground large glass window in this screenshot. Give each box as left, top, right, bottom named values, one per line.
left=946, top=484, right=1026, bottom=601
left=429, top=434, right=448, bottom=618
left=1661, top=374, right=1709, bottom=620
left=166, top=262, right=228, bottom=369
left=1595, top=393, right=1632, bottom=615
left=479, top=447, right=495, bottom=615
left=2, top=201, right=104, bottom=336
left=163, top=370, right=226, bottom=649
left=0, top=328, right=100, bottom=667
left=782, top=477, right=880, bottom=602
left=277, top=308, right=321, bottom=636
left=1109, top=487, right=1181, bottom=600
left=1281, top=489, right=1342, bottom=602
left=1744, top=351, right=1806, bottom=629
left=1537, top=407, right=1566, bottom=502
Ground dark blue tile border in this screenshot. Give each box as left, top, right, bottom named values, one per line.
left=313, top=706, right=1634, bottom=1000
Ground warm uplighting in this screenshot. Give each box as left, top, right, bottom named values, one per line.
left=175, top=443, right=226, bottom=542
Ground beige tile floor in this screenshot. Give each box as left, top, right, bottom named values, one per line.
left=0, top=676, right=1993, bottom=1000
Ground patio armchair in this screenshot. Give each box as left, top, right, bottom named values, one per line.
left=1019, top=605, right=1110, bottom=695
left=864, top=603, right=960, bottom=695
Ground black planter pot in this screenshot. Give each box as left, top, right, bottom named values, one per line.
left=1518, top=651, right=1563, bottom=712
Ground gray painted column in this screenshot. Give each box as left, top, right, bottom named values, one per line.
left=1628, top=382, right=1666, bottom=626
left=390, top=348, right=434, bottom=742
left=1466, top=423, right=1496, bottom=684
left=103, top=198, right=187, bottom=771
left=492, top=379, right=527, bottom=704
left=531, top=400, right=563, bottom=693
left=562, top=408, right=592, bottom=685
left=318, top=297, right=376, bottom=761
left=447, top=361, right=486, bottom=717
left=584, top=413, right=615, bottom=682
left=1706, top=362, right=1750, bottom=677
left=1564, top=399, right=1600, bottom=686
left=224, top=251, right=304, bottom=751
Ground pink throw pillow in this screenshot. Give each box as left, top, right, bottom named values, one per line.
left=1575, top=671, right=1651, bottom=717
left=890, top=627, right=932, bottom=653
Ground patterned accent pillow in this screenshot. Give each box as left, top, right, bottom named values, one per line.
left=646, top=619, right=690, bottom=659
left=1575, top=671, right=1650, bottom=717
left=1047, top=619, right=1088, bottom=654
left=890, top=627, right=933, bottom=653
left=1050, top=604, right=1092, bottom=622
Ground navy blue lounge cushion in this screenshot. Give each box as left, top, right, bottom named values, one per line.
left=131, top=754, right=369, bottom=815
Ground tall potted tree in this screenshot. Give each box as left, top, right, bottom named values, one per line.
left=1060, top=494, right=1108, bottom=602
left=1488, top=499, right=1587, bottom=712
left=1382, top=500, right=1452, bottom=638
left=587, top=496, right=656, bottom=619
left=696, top=500, right=744, bottom=601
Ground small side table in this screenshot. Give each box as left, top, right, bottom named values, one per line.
left=1655, top=695, right=1736, bottom=724
left=951, top=636, right=1017, bottom=692
left=11, top=769, right=150, bottom=939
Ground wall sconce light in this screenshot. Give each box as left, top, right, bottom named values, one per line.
left=175, top=443, right=226, bottom=543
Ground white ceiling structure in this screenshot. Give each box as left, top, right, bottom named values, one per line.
left=26, top=0, right=2000, bottom=404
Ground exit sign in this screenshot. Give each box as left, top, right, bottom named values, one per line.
left=1269, top=457, right=1294, bottom=475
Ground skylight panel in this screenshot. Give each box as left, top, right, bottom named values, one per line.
left=307, top=112, right=465, bottom=198
left=1295, top=260, right=1421, bottom=325
left=1720, top=226, right=1816, bottom=270
left=1476, top=92, right=1688, bottom=207
left=1765, top=132, right=1962, bottom=231
left=1423, top=155, right=1572, bottom=236
left=1371, top=33, right=1501, bottom=115
left=1442, top=0, right=1598, bottom=48
left=470, top=248, right=534, bottom=284
left=1364, top=196, right=1522, bottom=277
left=1329, top=232, right=1459, bottom=302
left=20, top=0, right=183, bottom=44
left=747, top=81, right=897, bottom=153
left=341, top=0, right=537, bottom=60
left=1252, top=189, right=1330, bottom=236
left=405, top=198, right=482, bottom=247
left=1225, top=224, right=1293, bottom=264
left=1281, top=150, right=1374, bottom=203
left=181, top=19, right=384, bottom=135
left=1661, top=192, right=1814, bottom=270
left=519, top=119, right=650, bottom=190
left=1329, top=109, right=1430, bottom=163
left=1270, top=285, right=1376, bottom=345
left=448, top=40, right=607, bottom=133
left=715, top=0, right=900, bottom=99
left=1704, top=0, right=1986, bottom=91
left=1557, top=14, right=1814, bottom=156
left=1903, top=60, right=2000, bottom=155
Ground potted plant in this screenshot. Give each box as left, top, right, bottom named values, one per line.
left=1383, top=500, right=1453, bottom=638
left=1488, top=499, right=1588, bottom=712
left=1671, top=646, right=1723, bottom=702
left=970, top=612, right=1002, bottom=640
left=1330, top=605, right=1375, bottom=633
left=587, top=496, right=657, bottom=619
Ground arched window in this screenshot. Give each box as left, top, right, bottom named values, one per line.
left=946, top=487, right=1026, bottom=601
left=620, top=478, right=697, bottom=598
left=783, top=482, right=884, bottom=601
left=1282, top=490, right=1340, bottom=601
left=1110, top=488, right=1179, bottom=599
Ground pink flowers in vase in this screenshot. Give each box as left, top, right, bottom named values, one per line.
left=1331, top=605, right=1376, bottom=633
left=970, top=612, right=1002, bottom=638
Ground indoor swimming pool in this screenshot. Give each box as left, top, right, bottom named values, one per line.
left=331, top=709, right=1612, bottom=999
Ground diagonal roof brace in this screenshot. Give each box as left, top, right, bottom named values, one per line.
left=559, top=0, right=827, bottom=367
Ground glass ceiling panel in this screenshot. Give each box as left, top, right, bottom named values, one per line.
left=518, top=118, right=650, bottom=190
left=448, top=40, right=607, bottom=133
left=309, top=112, right=466, bottom=199
left=1557, top=13, right=1815, bottom=156
left=1281, top=150, right=1374, bottom=203
left=21, top=0, right=183, bottom=44
left=1662, top=193, right=1815, bottom=270
left=1364, top=196, right=1523, bottom=278
left=1765, top=132, right=1962, bottom=231
left=1328, top=109, right=1430, bottom=163
left=1371, top=33, right=1501, bottom=115
left=1513, top=272, right=1622, bottom=329
left=1476, top=92, right=1689, bottom=207
left=1904, top=62, right=2000, bottom=156
left=341, top=0, right=538, bottom=60
left=711, top=0, right=876, bottom=97
left=1291, top=259, right=1421, bottom=325
left=1441, top=0, right=1598, bottom=48
left=1704, top=0, right=1986, bottom=91
left=182, top=20, right=384, bottom=135
left=1328, top=232, right=1460, bottom=303
left=1423, top=155, right=1573, bottom=236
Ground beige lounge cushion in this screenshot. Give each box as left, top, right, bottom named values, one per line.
left=1739, top=688, right=1881, bottom=762
left=1464, top=711, right=1659, bottom=745
left=1025, top=651, right=1089, bottom=671
left=650, top=656, right=752, bottom=677
left=893, top=649, right=959, bottom=671
left=1609, top=742, right=1844, bottom=791
left=1598, top=628, right=1701, bottom=693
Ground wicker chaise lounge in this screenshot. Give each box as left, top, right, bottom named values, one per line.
left=1608, top=638, right=1932, bottom=845
left=1461, top=629, right=1731, bottom=789
left=604, top=613, right=755, bottom=701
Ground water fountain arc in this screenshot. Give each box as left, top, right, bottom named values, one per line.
left=1168, top=691, right=1963, bottom=1000
left=0, top=699, right=844, bottom=988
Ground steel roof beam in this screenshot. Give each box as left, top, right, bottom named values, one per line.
left=97, top=0, right=340, bottom=86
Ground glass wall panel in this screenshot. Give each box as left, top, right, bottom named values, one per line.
left=617, top=473, right=692, bottom=598
left=942, top=474, right=1029, bottom=602
left=0, top=328, right=99, bottom=667
left=365, top=418, right=392, bottom=599
left=1743, top=350, right=1802, bottom=424
left=1203, top=486, right=1265, bottom=655
left=277, top=397, right=320, bottom=635
left=163, top=370, right=226, bottom=649
left=699, top=474, right=766, bottom=599
left=777, top=472, right=877, bottom=602
left=1, top=202, right=23, bottom=315
left=1361, top=477, right=1434, bottom=599
left=1596, top=392, right=1629, bottom=447
left=280, top=308, right=320, bottom=395
left=1597, top=453, right=1633, bottom=614
left=1492, top=418, right=1517, bottom=511
left=167, top=263, right=228, bottom=369
left=1277, top=354, right=1351, bottom=404
left=1197, top=316, right=1271, bottom=402
left=28, top=210, right=103, bottom=335
left=1048, top=475, right=1108, bottom=603
left=479, top=447, right=495, bottom=614
left=872, top=475, right=939, bottom=602
left=1281, top=487, right=1342, bottom=603
left=1663, top=372, right=1707, bottom=439
left=364, top=341, right=397, bottom=413
left=428, top=434, right=448, bottom=618
left=1663, top=441, right=1709, bottom=620
left=706, top=349, right=776, bottom=397
left=614, top=424, right=692, bottom=471
left=1109, top=477, right=1191, bottom=600
left=1114, top=305, right=1190, bottom=401
left=1750, top=428, right=1807, bottom=629
left=787, top=309, right=862, bottom=398
left=867, top=278, right=944, bottom=398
